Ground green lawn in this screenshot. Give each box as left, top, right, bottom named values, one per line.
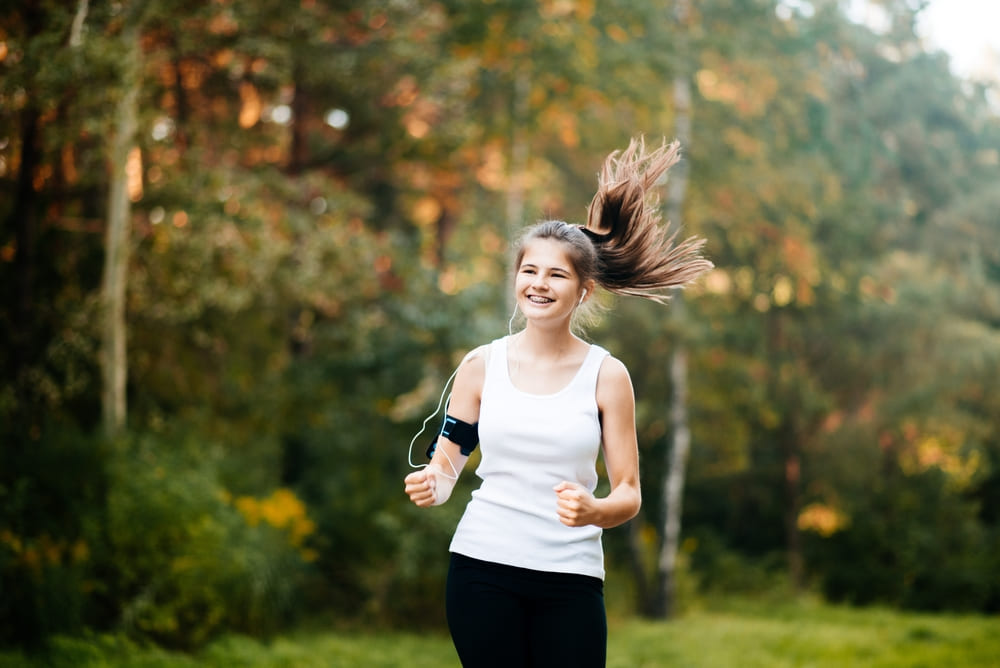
left=604, top=599, right=1000, bottom=668
left=3, top=599, right=997, bottom=667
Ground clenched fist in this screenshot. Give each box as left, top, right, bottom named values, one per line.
left=404, top=468, right=439, bottom=507
left=553, top=481, right=599, bottom=527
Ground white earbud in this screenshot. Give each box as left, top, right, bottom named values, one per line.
left=578, top=290, right=587, bottom=306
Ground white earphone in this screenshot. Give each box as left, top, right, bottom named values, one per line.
left=578, top=290, right=587, bottom=306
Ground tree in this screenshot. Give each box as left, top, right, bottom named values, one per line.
left=655, top=0, right=696, bottom=620
left=101, top=2, right=146, bottom=436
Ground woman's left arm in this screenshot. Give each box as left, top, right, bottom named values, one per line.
left=554, top=356, right=641, bottom=529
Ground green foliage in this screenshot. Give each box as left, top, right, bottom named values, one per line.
left=103, top=430, right=313, bottom=648
left=0, top=424, right=105, bottom=647
left=684, top=532, right=792, bottom=600
left=806, top=464, right=995, bottom=612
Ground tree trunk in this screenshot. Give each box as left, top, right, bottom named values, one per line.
left=9, top=108, right=41, bottom=385
left=656, top=335, right=691, bottom=617
left=784, top=447, right=804, bottom=589
left=768, top=310, right=804, bottom=590
left=5, top=5, right=44, bottom=390
left=100, top=19, right=142, bottom=436
left=652, top=0, right=694, bottom=619
left=625, top=516, right=653, bottom=615
left=289, top=60, right=310, bottom=175
left=69, top=0, right=89, bottom=47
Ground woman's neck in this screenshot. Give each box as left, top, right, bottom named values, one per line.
left=507, top=323, right=587, bottom=393
left=515, top=323, right=581, bottom=360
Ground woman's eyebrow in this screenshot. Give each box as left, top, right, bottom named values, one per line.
left=521, top=262, right=571, bottom=273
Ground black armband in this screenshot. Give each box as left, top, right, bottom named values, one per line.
left=425, top=414, right=479, bottom=459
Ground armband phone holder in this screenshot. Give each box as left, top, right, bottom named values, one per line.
left=426, top=414, right=479, bottom=458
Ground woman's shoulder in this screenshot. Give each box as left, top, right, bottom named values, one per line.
left=595, top=353, right=632, bottom=392
left=466, top=335, right=514, bottom=366
left=453, top=343, right=492, bottom=389
left=463, top=338, right=502, bottom=364
left=595, top=354, right=634, bottom=413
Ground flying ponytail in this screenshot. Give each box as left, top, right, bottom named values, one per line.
left=581, top=136, right=712, bottom=303
left=514, top=137, right=712, bottom=306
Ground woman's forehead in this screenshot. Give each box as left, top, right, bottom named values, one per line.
left=520, top=238, right=574, bottom=266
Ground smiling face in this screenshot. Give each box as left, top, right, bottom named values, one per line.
left=515, top=238, right=593, bottom=326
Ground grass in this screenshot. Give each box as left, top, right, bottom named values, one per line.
left=2, top=598, right=997, bottom=667
left=604, top=598, right=1000, bottom=667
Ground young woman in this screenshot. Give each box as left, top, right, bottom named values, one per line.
left=404, top=138, right=712, bottom=667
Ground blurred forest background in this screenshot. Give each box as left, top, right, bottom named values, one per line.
left=2, top=0, right=999, bottom=652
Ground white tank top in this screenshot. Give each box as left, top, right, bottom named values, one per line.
left=449, top=336, right=610, bottom=580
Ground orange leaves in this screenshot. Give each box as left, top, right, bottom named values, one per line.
left=403, top=97, right=438, bottom=138
left=538, top=0, right=593, bottom=21
left=723, top=127, right=765, bottom=158
left=411, top=196, right=442, bottom=228
left=380, top=75, right=439, bottom=138
left=127, top=147, right=143, bottom=202
left=0, top=530, right=90, bottom=575
left=780, top=235, right=820, bottom=305
left=797, top=503, right=848, bottom=536
left=538, top=105, right=580, bottom=148
left=475, top=143, right=506, bottom=191
left=207, top=9, right=239, bottom=35
left=696, top=57, right=779, bottom=117
left=887, top=420, right=983, bottom=489
left=177, top=58, right=209, bottom=91
left=381, top=75, right=419, bottom=108
left=604, top=24, right=630, bottom=44
left=238, top=81, right=261, bottom=128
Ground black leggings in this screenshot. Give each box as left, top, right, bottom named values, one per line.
left=446, top=552, right=607, bottom=668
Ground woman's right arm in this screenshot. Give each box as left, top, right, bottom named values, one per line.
left=404, top=348, right=485, bottom=507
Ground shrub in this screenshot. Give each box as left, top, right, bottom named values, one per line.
left=0, top=425, right=104, bottom=648
left=104, top=431, right=315, bottom=649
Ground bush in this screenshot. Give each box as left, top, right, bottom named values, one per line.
left=806, top=467, right=994, bottom=612
left=686, top=531, right=795, bottom=602
left=0, top=425, right=105, bottom=648
left=103, top=430, right=315, bottom=649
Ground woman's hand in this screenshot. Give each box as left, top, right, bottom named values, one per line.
left=404, top=468, right=439, bottom=507
left=553, top=481, right=600, bottom=527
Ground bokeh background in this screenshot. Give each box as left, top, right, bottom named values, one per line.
left=2, top=0, right=999, bottom=659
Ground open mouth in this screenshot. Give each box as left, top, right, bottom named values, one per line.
left=527, top=295, right=554, bottom=304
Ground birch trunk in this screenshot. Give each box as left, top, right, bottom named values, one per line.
left=100, top=18, right=142, bottom=436
left=657, top=333, right=690, bottom=616
left=69, top=0, right=89, bottom=47
left=653, top=0, right=694, bottom=619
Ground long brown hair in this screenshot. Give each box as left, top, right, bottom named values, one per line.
left=515, top=137, right=712, bottom=304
